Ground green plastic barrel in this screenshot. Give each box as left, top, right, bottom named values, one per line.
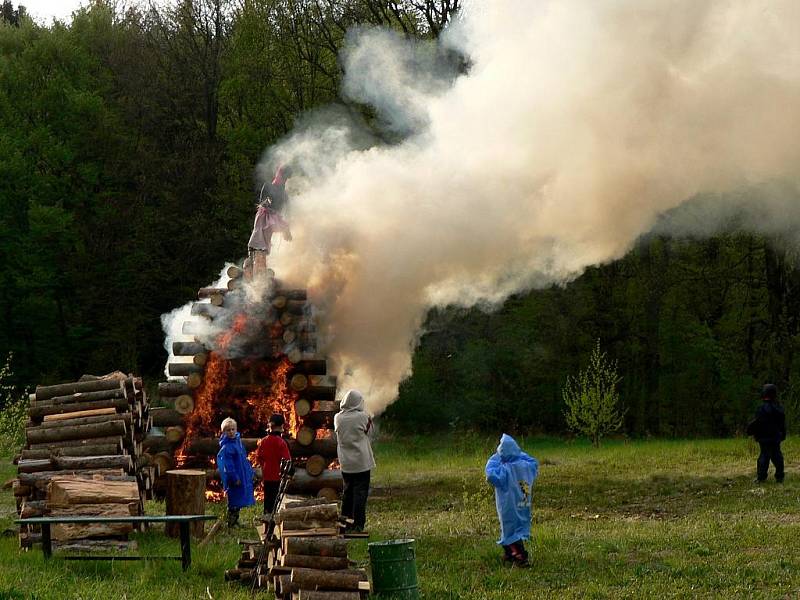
left=368, top=538, right=419, bottom=598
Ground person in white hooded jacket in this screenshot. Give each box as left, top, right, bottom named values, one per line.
left=334, top=389, right=375, bottom=532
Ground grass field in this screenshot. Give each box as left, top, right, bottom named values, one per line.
left=1, top=435, right=798, bottom=599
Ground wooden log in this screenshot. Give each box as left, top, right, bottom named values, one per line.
left=42, top=407, right=118, bottom=422
left=37, top=413, right=130, bottom=430
left=167, top=362, right=203, bottom=377
left=141, top=435, right=172, bottom=454
left=277, top=574, right=295, bottom=596
left=281, top=554, right=349, bottom=570
left=286, top=438, right=337, bottom=459
left=290, top=568, right=363, bottom=591
left=187, top=373, right=203, bottom=388
left=198, top=287, right=227, bottom=300
left=35, top=378, right=123, bottom=402
left=173, top=395, right=194, bottom=415
left=158, top=381, right=192, bottom=397
left=276, top=289, right=308, bottom=301
left=29, top=436, right=124, bottom=451
left=53, top=539, right=137, bottom=553
left=20, top=500, right=48, bottom=518
left=294, top=592, right=360, bottom=600
left=12, top=480, right=32, bottom=497
left=17, top=459, right=53, bottom=474
left=283, top=330, right=297, bottom=344
left=283, top=498, right=332, bottom=510
left=276, top=504, right=338, bottom=523
left=26, top=420, right=127, bottom=445
left=316, top=488, right=339, bottom=502
left=55, top=444, right=124, bottom=458
left=305, top=376, right=337, bottom=400
left=187, top=437, right=259, bottom=455
left=191, top=303, right=223, bottom=319
left=226, top=277, right=242, bottom=291
left=165, top=426, right=185, bottom=444
left=286, top=347, right=303, bottom=364
left=193, top=352, right=208, bottom=366
left=303, top=412, right=336, bottom=429
left=19, top=470, right=130, bottom=490
left=53, top=455, right=132, bottom=472
left=34, top=388, right=126, bottom=407
left=28, top=398, right=128, bottom=420
left=227, top=265, right=243, bottom=279
left=165, top=469, right=206, bottom=538
left=287, top=469, right=343, bottom=495
left=19, top=449, right=52, bottom=460
left=283, top=537, right=348, bottom=558
left=172, top=341, right=206, bottom=356
left=152, top=452, right=175, bottom=477
left=279, top=519, right=338, bottom=531
left=51, top=503, right=137, bottom=541
left=295, top=398, right=312, bottom=417
left=304, top=455, right=327, bottom=477
left=290, top=374, right=308, bottom=391
left=291, top=361, right=326, bottom=375
left=150, top=407, right=185, bottom=427
left=285, top=300, right=306, bottom=315
left=296, top=427, right=316, bottom=447
left=46, top=476, right=138, bottom=505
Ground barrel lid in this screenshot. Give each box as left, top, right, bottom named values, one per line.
left=368, top=538, right=415, bottom=547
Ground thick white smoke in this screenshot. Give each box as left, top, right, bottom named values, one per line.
left=258, top=0, right=800, bottom=414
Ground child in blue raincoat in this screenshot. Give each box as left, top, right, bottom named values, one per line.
left=485, top=434, right=539, bottom=567
left=217, top=417, right=255, bottom=527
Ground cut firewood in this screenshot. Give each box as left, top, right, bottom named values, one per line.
left=42, top=407, right=118, bottom=422
left=295, top=398, right=312, bottom=417
left=35, top=378, right=123, bottom=402
left=187, top=373, right=203, bottom=388
left=192, top=353, right=208, bottom=366
left=282, top=537, right=348, bottom=558
left=47, top=477, right=139, bottom=506
left=26, top=420, right=127, bottom=445
left=28, top=398, right=128, bottom=420
left=158, top=381, right=192, bottom=397
left=165, top=469, right=206, bottom=538
left=52, top=455, right=133, bottom=472
left=296, top=426, right=316, bottom=447
left=172, top=341, right=206, bottom=356
left=281, top=554, right=349, bottom=570
left=275, top=503, right=338, bottom=523
left=304, top=456, right=328, bottom=479
left=173, top=395, right=194, bottom=415
left=287, top=468, right=343, bottom=495
left=167, top=362, right=203, bottom=377
left=290, top=568, right=364, bottom=591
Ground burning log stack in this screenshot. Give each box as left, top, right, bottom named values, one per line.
left=152, top=264, right=343, bottom=500
left=225, top=498, right=370, bottom=598
left=13, top=374, right=151, bottom=549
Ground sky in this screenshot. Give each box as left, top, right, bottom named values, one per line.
left=20, top=0, right=88, bottom=22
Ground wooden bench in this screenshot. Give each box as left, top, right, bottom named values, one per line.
left=16, top=515, right=217, bottom=571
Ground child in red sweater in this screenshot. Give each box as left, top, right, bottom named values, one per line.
left=255, top=413, right=292, bottom=514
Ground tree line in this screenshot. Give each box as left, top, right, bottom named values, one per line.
left=2, top=1, right=797, bottom=438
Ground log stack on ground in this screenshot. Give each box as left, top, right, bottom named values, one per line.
left=13, top=373, right=152, bottom=549
left=224, top=497, right=369, bottom=597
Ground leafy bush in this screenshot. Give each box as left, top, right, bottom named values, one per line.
left=563, top=340, right=626, bottom=447
left=0, top=353, right=28, bottom=457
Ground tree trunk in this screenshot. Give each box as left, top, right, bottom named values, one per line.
left=304, top=455, right=327, bottom=477
left=150, top=407, right=185, bottom=427
left=172, top=341, right=206, bottom=356
left=46, top=476, right=139, bottom=505
left=38, top=412, right=130, bottom=429
left=290, top=568, right=363, bottom=591
left=276, top=503, right=338, bottom=523
left=295, top=591, right=361, bottom=600
left=158, top=381, right=192, bottom=398
left=168, top=362, right=203, bottom=376
left=35, top=388, right=126, bottom=407
left=287, top=469, right=343, bottom=495
left=26, top=420, right=127, bottom=445
left=286, top=438, right=337, bottom=458
left=53, top=455, right=133, bottom=472
left=281, top=554, right=349, bottom=570
left=28, top=398, right=128, bottom=421
left=16, top=459, right=53, bottom=473
left=283, top=537, right=348, bottom=558
left=35, top=378, right=124, bottom=402
left=165, top=469, right=207, bottom=538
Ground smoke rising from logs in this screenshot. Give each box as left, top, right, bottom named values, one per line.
left=179, top=1, right=800, bottom=415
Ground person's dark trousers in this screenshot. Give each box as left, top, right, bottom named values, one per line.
left=227, top=505, right=240, bottom=527
left=341, top=470, right=371, bottom=530
left=757, top=441, right=785, bottom=482
left=263, top=481, right=280, bottom=514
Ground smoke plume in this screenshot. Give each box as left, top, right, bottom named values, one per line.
left=249, top=0, right=800, bottom=414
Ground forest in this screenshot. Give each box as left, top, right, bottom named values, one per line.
left=1, top=0, right=798, bottom=438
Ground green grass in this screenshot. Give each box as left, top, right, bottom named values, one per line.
left=2, top=436, right=799, bottom=598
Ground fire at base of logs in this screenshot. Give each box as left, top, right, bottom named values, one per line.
left=225, top=498, right=370, bottom=597
left=14, top=373, right=151, bottom=550
left=153, top=264, right=342, bottom=501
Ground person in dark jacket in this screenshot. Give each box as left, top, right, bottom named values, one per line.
left=255, top=413, right=292, bottom=515
left=217, top=417, right=256, bottom=527
left=748, top=383, right=786, bottom=483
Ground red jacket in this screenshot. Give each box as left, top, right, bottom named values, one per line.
left=256, top=433, right=291, bottom=482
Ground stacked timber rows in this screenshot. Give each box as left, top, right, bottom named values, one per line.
left=14, top=374, right=151, bottom=550
left=153, top=264, right=343, bottom=498
left=226, top=498, right=369, bottom=598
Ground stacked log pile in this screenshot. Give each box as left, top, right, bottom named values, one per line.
left=13, top=374, right=151, bottom=548
left=152, top=264, right=343, bottom=499
left=226, top=499, right=369, bottom=598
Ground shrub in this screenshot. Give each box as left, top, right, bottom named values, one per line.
left=0, top=353, right=29, bottom=457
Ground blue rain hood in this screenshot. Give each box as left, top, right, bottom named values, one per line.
left=485, top=434, right=539, bottom=546
left=217, top=432, right=255, bottom=509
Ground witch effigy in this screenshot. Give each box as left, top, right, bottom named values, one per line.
left=248, top=165, right=293, bottom=278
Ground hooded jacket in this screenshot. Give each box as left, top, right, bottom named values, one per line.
left=752, top=400, right=787, bottom=443
left=485, top=434, right=539, bottom=546
left=333, top=390, right=376, bottom=474
left=216, top=432, right=256, bottom=509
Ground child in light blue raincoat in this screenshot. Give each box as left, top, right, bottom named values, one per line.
left=217, top=417, right=255, bottom=527
left=485, top=434, right=539, bottom=566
